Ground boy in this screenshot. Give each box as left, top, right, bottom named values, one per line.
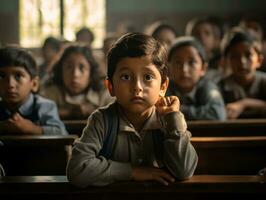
left=67, top=33, right=198, bottom=187
left=0, top=47, right=67, bottom=135
left=167, top=36, right=226, bottom=120
left=218, top=28, right=266, bottom=119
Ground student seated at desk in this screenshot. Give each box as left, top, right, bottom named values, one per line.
left=0, top=47, right=67, bottom=135
left=166, top=36, right=226, bottom=120
left=218, top=28, right=266, bottom=119
left=67, top=33, right=198, bottom=187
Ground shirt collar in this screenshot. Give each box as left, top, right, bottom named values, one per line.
left=18, top=93, right=34, bottom=116
left=117, top=104, right=162, bottom=133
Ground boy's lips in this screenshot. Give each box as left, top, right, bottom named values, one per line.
left=131, top=96, right=145, bottom=102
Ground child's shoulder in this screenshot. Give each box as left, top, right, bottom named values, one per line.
left=34, top=94, right=57, bottom=108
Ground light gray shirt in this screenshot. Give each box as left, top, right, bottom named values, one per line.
left=67, top=102, right=198, bottom=187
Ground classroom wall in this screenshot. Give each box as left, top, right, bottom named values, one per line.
left=106, top=0, right=266, bottom=35
left=0, top=0, right=265, bottom=46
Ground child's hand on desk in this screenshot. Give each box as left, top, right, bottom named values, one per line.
left=226, top=101, right=244, bottom=119
left=132, top=166, right=175, bottom=186
left=155, top=96, right=180, bottom=115
left=7, top=113, right=42, bottom=135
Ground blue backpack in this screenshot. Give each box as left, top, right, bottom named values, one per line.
left=98, top=102, right=164, bottom=160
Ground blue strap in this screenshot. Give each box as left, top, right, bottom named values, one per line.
left=99, top=103, right=119, bottom=159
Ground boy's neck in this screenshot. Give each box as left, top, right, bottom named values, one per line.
left=121, top=107, right=153, bottom=132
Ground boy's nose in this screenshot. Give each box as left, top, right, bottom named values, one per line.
left=132, top=79, right=143, bottom=94
left=7, top=76, right=16, bottom=88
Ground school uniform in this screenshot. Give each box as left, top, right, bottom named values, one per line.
left=67, top=101, right=198, bottom=187
left=41, top=85, right=113, bottom=119
left=218, top=71, right=266, bottom=118
left=167, top=77, right=226, bottom=120
left=0, top=93, right=68, bottom=135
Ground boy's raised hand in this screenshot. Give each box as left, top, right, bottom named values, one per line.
left=131, top=166, right=175, bottom=186
left=155, top=96, right=180, bottom=115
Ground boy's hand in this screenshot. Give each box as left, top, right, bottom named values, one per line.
left=131, top=166, right=175, bottom=186
left=7, top=113, right=42, bottom=135
left=226, top=102, right=244, bottom=119
left=155, top=96, right=180, bottom=116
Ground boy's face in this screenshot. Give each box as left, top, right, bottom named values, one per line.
left=169, top=45, right=206, bottom=93
left=156, top=29, right=176, bottom=49
left=110, top=56, right=168, bottom=115
left=227, top=42, right=262, bottom=82
left=192, top=23, right=217, bottom=53
left=62, top=53, right=91, bottom=96
left=0, top=66, right=38, bottom=109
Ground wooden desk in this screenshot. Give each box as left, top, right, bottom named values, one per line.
left=188, top=119, right=266, bottom=136
left=64, top=119, right=266, bottom=137
left=0, top=135, right=78, bottom=176
left=192, top=136, right=266, bottom=175
left=0, top=175, right=265, bottom=200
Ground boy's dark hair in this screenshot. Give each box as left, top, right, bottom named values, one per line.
left=107, top=32, right=168, bottom=84
left=146, top=21, right=177, bottom=40
left=76, top=27, right=94, bottom=43
left=168, top=36, right=207, bottom=63
left=0, top=47, right=37, bottom=78
left=186, top=16, right=223, bottom=40
left=221, top=27, right=262, bottom=56
left=52, top=45, right=103, bottom=91
left=42, top=36, right=61, bottom=51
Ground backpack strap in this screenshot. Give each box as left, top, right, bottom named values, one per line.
left=98, top=103, right=119, bottom=159
left=152, top=129, right=164, bottom=162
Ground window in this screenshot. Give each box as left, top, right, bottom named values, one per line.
left=20, top=0, right=105, bottom=48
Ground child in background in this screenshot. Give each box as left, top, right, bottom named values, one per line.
left=39, top=36, right=62, bottom=80
left=218, top=28, right=266, bottom=119
left=145, top=21, right=177, bottom=49
left=167, top=36, right=226, bottom=120
left=0, top=47, right=67, bottom=135
left=41, top=45, right=112, bottom=120
left=67, top=33, right=198, bottom=187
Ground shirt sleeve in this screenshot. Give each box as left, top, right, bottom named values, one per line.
left=181, top=84, right=226, bottom=120
left=162, top=111, right=198, bottom=180
left=66, top=111, right=132, bottom=187
left=37, top=98, right=68, bottom=135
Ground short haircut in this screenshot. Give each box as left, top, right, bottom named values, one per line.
left=107, top=32, right=168, bottom=84
left=186, top=16, right=223, bottom=40
left=75, top=27, right=94, bottom=43
left=146, top=21, right=177, bottom=39
left=0, top=46, right=37, bottom=78
left=52, top=45, right=102, bottom=91
left=221, top=27, right=262, bottom=56
left=168, top=36, right=207, bottom=63
left=42, top=36, right=61, bottom=51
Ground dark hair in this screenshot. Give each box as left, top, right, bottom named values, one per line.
left=75, top=27, right=94, bottom=43
left=107, top=32, right=168, bottom=84
left=52, top=45, right=103, bottom=91
left=168, top=36, right=207, bottom=63
left=42, top=36, right=61, bottom=51
left=186, top=16, right=223, bottom=40
left=221, top=27, right=262, bottom=56
left=0, top=47, right=37, bottom=78
left=146, top=21, right=177, bottom=39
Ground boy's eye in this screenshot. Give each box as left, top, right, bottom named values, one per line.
left=79, top=64, right=85, bottom=72
left=188, top=59, right=196, bottom=66
left=145, top=74, right=154, bottom=81
left=0, top=73, right=5, bottom=79
left=14, top=73, right=23, bottom=81
left=120, top=74, right=130, bottom=80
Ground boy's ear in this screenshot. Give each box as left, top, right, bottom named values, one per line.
left=31, top=76, right=39, bottom=93
left=256, top=54, right=264, bottom=69
left=200, top=62, right=208, bottom=77
left=159, top=77, right=169, bottom=97
left=105, top=79, right=115, bottom=96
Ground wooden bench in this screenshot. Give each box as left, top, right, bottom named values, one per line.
left=188, top=119, right=266, bottom=136
left=192, top=136, right=266, bottom=175
left=0, top=175, right=265, bottom=200
left=64, top=119, right=266, bottom=137
left=0, top=135, right=78, bottom=176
